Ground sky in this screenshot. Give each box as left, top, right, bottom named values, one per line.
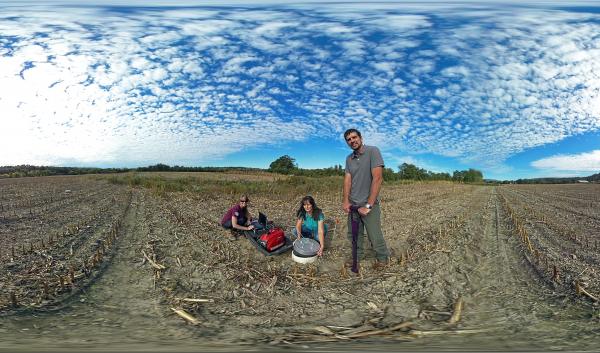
left=1, top=1, right=600, bottom=180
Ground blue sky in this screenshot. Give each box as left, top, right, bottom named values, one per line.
left=1, top=1, right=600, bottom=180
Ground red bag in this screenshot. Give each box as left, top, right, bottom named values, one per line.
left=259, top=228, right=285, bottom=252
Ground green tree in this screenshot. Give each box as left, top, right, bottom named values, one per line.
left=428, top=171, right=451, bottom=181
left=269, top=155, right=297, bottom=174
left=452, top=170, right=465, bottom=182
left=464, top=168, right=483, bottom=182
left=398, top=163, right=428, bottom=180
left=453, top=169, right=483, bottom=183
left=382, top=167, right=398, bottom=181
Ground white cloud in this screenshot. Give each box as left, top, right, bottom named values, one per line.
left=181, top=20, right=236, bottom=36
left=1, top=2, right=600, bottom=173
left=531, top=150, right=600, bottom=172
left=441, top=66, right=470, bottom=78
left=372, top=61, right=395, bottom=76
left=253, top=21, right=295, bottom=36
left=365, top=14, right=432, bottom=32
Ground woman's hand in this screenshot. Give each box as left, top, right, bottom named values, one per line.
left=295, top=219, right=303, bottom=240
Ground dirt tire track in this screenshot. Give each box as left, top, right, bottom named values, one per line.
left=412, top=187, right=598, bottom=350
left=0, top=189, right=198, bottom=350
left=460, top=188, right=551, bottom=328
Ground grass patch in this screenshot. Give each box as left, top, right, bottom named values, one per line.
left=101, top=172, right=344, bottom=197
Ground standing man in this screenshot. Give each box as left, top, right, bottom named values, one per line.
left=343, top=128, right=390, bottom=270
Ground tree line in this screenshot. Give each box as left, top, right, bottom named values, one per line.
left=0, top=159, right=483, bottom=183
left=395, top=163, right=484, bottom=182
left=4, top=159, right=597, bottom=184
left=0, top=164, right=263, bottom=178
left=510, top=172, right=600, bottom=184
left=268, top=155, right=484, bottom=182
left=0, top=165, right=129, bottom=178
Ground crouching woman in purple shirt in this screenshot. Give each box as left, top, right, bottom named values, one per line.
left=221, top=195, right=254, bottom=232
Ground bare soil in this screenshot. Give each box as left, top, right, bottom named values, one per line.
left=1, top=175, right=599, bottom=351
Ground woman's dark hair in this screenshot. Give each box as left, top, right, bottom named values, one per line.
left=296, top=195, right=322, bottom=221
left=238, top=194, right=250, bottom=218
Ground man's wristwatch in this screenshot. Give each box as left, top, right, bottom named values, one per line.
left=365, top=203, right=372, bottom=209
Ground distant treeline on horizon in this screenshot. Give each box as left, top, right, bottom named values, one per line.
left=507, top=175, right=600, bottom=184
left=1, top=161, right=598, bottom=184
left=0, top=164, right=263, bottom=178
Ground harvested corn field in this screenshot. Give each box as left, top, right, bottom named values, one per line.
left=0, top=173, right=599, bottom=351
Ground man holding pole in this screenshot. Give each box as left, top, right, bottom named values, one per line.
left=342, top=128, right=390, bottom=272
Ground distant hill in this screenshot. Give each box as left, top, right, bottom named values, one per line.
left=588, top=172, right=600, bottom=182
left=510, top=171, right=600, bottom=184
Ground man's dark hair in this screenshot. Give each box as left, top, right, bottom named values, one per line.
left=344, top=128, right=362, bottom=140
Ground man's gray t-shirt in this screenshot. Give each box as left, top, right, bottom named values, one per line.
left=345, top=145, right=384, bottom=205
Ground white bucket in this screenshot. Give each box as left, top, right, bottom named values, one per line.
left=292, top=251, right=317, bottom=264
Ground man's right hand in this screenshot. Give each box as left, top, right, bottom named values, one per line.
left=358, top=206, right=371, bottom=216
left=343, top=201, right=351, bottom=213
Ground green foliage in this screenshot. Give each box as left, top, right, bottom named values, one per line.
left=397, top=163, right=482, bottom=183
left=293, top=164, right=344, bottom=177
left=141, top=163, right=172, bottom=171
left=136, top=164, right=263, bottom=173
left=135, top=161, right=344, bottom=178
left=398, top=163, right=428, bottom=180
left=269, top=155, right=297, bottom=174
left=382, top=167, right=400, bottom=181
left=0, top=165, right=129, bottom=178
left=428, top=171, right=452, bottom=181
left=0, top=161, right=486, bottom=184
left=453, top=168, right=483, bottom=183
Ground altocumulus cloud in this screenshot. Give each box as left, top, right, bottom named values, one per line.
left=0, top=2, right=599, bottom=169
left=532, top=150, right=600, bottom=173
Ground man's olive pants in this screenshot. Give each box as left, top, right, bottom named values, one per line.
left=347, top=203, right=390, bottom=261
